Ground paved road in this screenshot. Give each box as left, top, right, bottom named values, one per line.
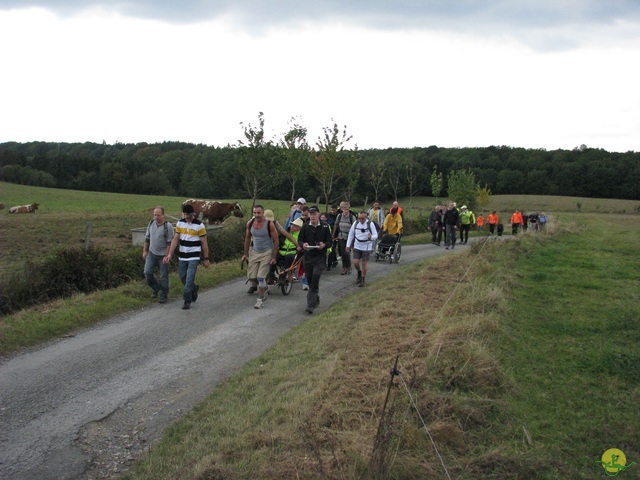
left=0, top=241, right=471, bottom=479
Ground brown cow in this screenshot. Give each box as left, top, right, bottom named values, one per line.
left=9, top=203, right=39, bottom=214
left=0, top=203, right=4, bottom=211
left=182, top=199, right=244, bottom=224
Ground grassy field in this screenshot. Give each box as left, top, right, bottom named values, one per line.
left=117, top=212, right=640, bottom=479
left=1, top=183, right=640, bottom=477
left=1, top=182, right=640, bottom=355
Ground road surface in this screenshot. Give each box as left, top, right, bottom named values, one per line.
left=0, top=241, right=473, bottom=479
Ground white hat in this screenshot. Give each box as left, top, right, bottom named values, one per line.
left=297, top=197, right=306, bottom=204
left=461, top=205, right=467, bottom=210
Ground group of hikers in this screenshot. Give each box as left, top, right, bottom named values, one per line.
left=428, top=203, right=549, bottom=248
left=142, top=200, right=547, bottom=313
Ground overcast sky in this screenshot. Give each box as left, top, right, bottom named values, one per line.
left=1, top=1, right=639, bottom=152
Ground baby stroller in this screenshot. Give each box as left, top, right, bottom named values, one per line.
left=375, top=234, right=401, bottom=263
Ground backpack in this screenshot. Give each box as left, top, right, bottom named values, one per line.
left=335, top=212, right=356, bottom=237
left=147, top=220, right=170, bottom=244
left=248, top=218, right=276, bottom=243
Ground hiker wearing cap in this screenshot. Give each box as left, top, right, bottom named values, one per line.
left=163, top=203, right=210, bottom=310
left=285, top=197, right=306, bottom=230
left=459, top=205, right=475, bottom=245
left=242, top=205, right=279, bottom=309
left=298, top=206, right=332, bottom=314
left=346, top=211, right=378, bottom=287
left=264, top=209, right=300, bottom=284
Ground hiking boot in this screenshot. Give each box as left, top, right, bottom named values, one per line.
left=182, top=302, right=191, bottom=310
left=356, top=270, right=362, bottom=281
left=305, top=307, right=314, bottom=314
left=151, top=290, right=159, bottom=299
left=191, top=284, right=199, bottom=302
left=445, top=246, right=449, bottom=250
left=358, top=279, right=365, bottom=287
left=254, top=298, right=264, bottom=309
left=340, top=268, right=348, bottom=275
left=247, top=284, right=258, bottom=294
left=158, top=297, right=167, bottom=304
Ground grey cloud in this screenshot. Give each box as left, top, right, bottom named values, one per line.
left=2, top=0, right=639, bottom=36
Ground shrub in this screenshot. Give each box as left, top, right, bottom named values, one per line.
left=403, top=213, right=430, bottom=235
left=206, top=221, right=245, bottom=262
left=0, top=246, right=143, bottom=315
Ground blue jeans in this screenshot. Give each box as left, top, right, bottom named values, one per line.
left=145, top=253, right=169, bottom=298
left=178, top=260, right=199, bottom=304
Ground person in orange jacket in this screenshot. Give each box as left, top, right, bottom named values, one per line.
left=476, top=214, right=485, bottom=232
left=488, top=211, right=499, bottom=235
left=510, top=209, right=524, bottom=235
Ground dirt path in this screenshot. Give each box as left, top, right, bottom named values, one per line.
left=0, top=242, right=471, bottom=479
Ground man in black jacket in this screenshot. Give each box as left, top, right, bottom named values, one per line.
left=443, top=202, right=460, bottom=250
left=298, top=206, right=332, bottom=314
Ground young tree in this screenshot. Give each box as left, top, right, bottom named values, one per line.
left=476, top=185, right=492, bottom=211
left=237, top=112, right=278, bottom=208
left=404, top=157, right=427, bottom=207
left=367, top=159, right=387, bottom=202
left=279, top=117, right=311, bottom=202
left=447, top=169, right=479, bottom=210
left=311, top=121, right=357, bottom=210
left=430, top=165, right=443, bottom=203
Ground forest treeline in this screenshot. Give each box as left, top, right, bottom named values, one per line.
left=1, top=140, right=639, bottom=203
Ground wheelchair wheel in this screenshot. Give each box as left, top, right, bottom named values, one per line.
left=281, top=275, right=293, bottom=295
left=394, top=244, right=402, bottom=263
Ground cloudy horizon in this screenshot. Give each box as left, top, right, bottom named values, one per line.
left=1, top=1, right=638, bottom=152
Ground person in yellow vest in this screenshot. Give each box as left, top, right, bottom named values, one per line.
left=459, top=205, right=476, bottom=244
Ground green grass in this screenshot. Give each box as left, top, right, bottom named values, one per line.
left=491, top=214, right=640, bottom=478
left=119, top=213, right=640, bottom=479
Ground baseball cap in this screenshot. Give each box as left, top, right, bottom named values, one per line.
left=297, top=197, right=306, bottom=204
left=182, top=204, right=195, bottom=214
left=308, top=206, right=319, bottom=213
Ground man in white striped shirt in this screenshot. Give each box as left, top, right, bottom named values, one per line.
left=164, top=204, right=210, bottom=310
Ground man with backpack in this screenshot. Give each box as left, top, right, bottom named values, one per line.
left=346, top=211, right=378, bottom=287
left=143, top=206, right=174, bottom=304
left=241, top=205, right=279, bottom=309
left=333, top=201, right=356, bottom=275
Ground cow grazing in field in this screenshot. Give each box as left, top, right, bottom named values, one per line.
left=9, top=203, right=39, bottom=214
left=182, top=199, right=244, bottom=224
left=0, top=203, right=4, bottom=211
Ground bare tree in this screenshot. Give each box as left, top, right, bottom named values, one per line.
left=311, top=121, right=357, bottom=210
left=237, top=112, right=278, bottom=209
left=279, top=117, right=311, bottom=202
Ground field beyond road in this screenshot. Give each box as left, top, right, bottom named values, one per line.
left=120, top=212, right=639, bottom=480
left=1, top=183, right=639, bottom=479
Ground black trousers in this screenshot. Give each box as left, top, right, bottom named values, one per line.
left=460, top=224, right=470, bottom=242
left=303, top=254, right=326, bottom=309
